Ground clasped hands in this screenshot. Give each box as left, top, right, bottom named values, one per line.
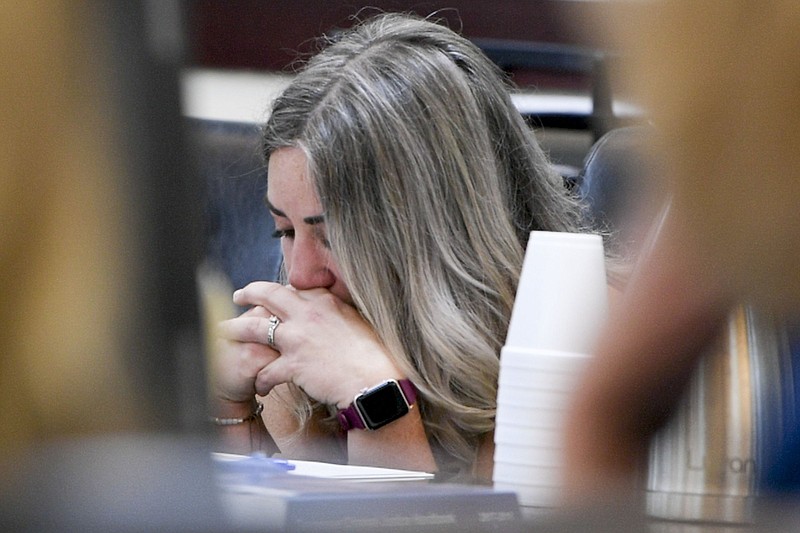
left=213, top=281, right=403, bottom=412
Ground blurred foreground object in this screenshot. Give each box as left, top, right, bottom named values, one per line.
left=563, top=0, right=800, bottom=518
left=596, top=0, right=800, bottom=310
left=1, top=1, right=224, bottom=530
left=0, top=0, right=143, bottom=450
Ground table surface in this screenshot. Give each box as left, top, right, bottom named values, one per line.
left=5, top=436, right=798, bottom=532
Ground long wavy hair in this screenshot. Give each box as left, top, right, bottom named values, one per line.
left=261, top=12, right=586, bottom=475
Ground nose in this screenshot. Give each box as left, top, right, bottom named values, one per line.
left=285, top=238, right=336, bottom=290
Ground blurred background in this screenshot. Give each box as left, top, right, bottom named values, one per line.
left=184, top=0, right=648, bottom=171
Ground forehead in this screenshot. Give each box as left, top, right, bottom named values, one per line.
left=266, top=147, right=321, bottom=213
left=268, top=146, right=307, bottom=180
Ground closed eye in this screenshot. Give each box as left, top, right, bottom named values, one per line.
left=271, top=228, right=295, bottom=240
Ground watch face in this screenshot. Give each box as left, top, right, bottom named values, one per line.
left=355, top=380, right=410, bottom=430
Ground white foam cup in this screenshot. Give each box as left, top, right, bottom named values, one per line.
left=491, top=232, right=607, bottom=509
left=493, top=423, right=563, bottom=448
left=504, top=231, right=608, bottom=354
left=492, top=461, right=562, bottom=487
left=499, top=347, right=591, bottom=371
left=495, top=404, right=565, bottom=430
left=497, top=366, right=585, bottom=392
left=493, top=442, right=562, bottom=467
left=495, top=384, right=571, bottom=409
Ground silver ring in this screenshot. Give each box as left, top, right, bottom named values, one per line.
left=266, top=315, right=281, bottom=348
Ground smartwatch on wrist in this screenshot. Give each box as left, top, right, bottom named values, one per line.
left=337, top=379, right=417, bottom=431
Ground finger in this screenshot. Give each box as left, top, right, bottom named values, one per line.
left=240, top=305, right=271, bottom=319
left=233, top=282, right=300, bottom=319
left=254, top=359, right=291, bottom=397
left=213, top=339, right=280, bottom=400
left=289, top=287, right=339, bottom=302
left=216, top=339, right=278, bottom=374
left=218, top=315, right=275, bottom=345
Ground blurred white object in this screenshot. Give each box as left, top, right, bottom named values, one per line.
left=494, top=231, right=608, bottom=508
left=505, top=231, right=608, bottom=353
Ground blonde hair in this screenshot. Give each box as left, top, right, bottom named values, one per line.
left=262, top=12, right=585, bottom=474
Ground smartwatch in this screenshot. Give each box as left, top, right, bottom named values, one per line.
left=337, top=379, right=417, bottom=431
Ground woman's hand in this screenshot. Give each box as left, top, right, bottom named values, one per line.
left=221, top=281, right=404, bottom=408
left=213, top=304, right=280, bottom=404
left=217, top=281, right=436, bottom=472
left=211, top=303, right=281, bottom=456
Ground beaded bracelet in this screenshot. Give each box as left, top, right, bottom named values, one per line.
left=210, top=401, right=264, bottom=426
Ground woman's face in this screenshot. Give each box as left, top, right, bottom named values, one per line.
left=266, top=147, right=352, bottom=304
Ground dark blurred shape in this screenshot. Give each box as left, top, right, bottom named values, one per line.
left=1, top=0, right=229, bottom=530
left=186, top=1, right=594, bottom=74
left=2, top=435, right=227, bottom=533
left=577, top=126, right=666, bottom=254
left=182, top=1, right=651, bottom=181
left=101, top=0, right=208, bottom=432
left=185, top=1, right=652, bottom=94
left=475, top=38, right=624, bottom=139
left=188, top=118, right=283, bottom=291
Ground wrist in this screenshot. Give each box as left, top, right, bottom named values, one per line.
left=212, top=397, right=260, bottom=420
left=334, top=366, right=407, bottom=409
left=337, top=378, right=417, bottom=431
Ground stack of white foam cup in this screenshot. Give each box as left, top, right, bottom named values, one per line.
left=493, top=231, right=609, bottom=510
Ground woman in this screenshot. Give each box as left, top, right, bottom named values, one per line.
left=212, top=12, right=586, bottom=482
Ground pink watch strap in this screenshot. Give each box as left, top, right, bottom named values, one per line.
left=398, top=378, right=417, bottom=404
left=337, top=379, right=417, bottom=431
left=337, top=403, right=365, bottom=431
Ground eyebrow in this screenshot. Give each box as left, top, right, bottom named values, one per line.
left=265, top=198, right=325, bottom=225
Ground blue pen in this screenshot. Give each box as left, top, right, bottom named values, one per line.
left=268, top=458, right=296, bottom=472
left=215, top=453, right=296, bottom=487
left=244, top=452, right=296, bottom=472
